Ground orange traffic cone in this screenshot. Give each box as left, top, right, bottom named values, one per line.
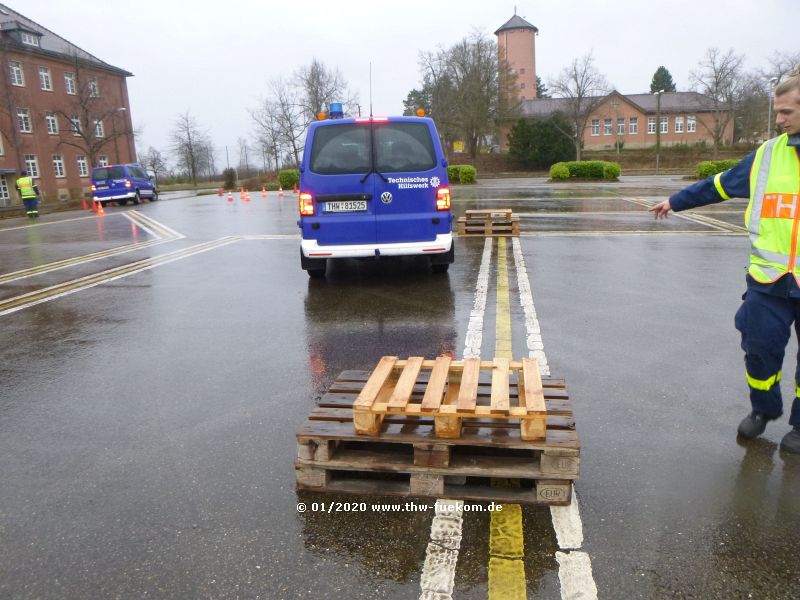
left=227, top=191, right=233, bottom=202
left=278, top=186, right=284, bottom=196
left=293, top=183, right=298, bottom=194
left=261, top=186, right=266, bottom=198
left=91, top=200, right=98, bottom=213
left=96, top=201, right=105, bottom=216
left=218, top=187, right=223, bottom=196
left=82, top=197, right=88, bottom=210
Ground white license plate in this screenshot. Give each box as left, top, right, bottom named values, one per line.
left=325, top=200, right=367, bottom=212
left=97, top=185, right=108, bottom=189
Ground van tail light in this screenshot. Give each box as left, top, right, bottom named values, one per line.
left=299, top=192, right=315, bottom=216
left=124, top=179, right=132, bottom=188
left=436, top=187, right=451, bottom=211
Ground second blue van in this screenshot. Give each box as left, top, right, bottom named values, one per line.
left=298, top=114, right=454, bottom=277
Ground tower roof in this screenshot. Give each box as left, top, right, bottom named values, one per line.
left=494, top=14, right=538, bottom=35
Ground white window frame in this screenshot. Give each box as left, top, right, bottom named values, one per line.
left=71, top=115, right=81, bottom=136
left=647, top=117, right=656, bottom=134
left=77, top=155, right=89, bottom=177
left=88, top=78, right=99, bottom=97
left=64, top=72, right=76, bottom=95
left=687, top=115, right=697, bottom=133
left=21, top=32, right=39, bottom=46
left=17, top=107, right=32, bottom=133
left=603, top=118, right=612, bottom=135
left=675, top=116, right=684, bottom=133
left=24, top=154, right=39, bottom=178
left=0, top=133, right=4, bottom=156
left=52, top=154, right=65, bottom=178
left=617, top=118, right=625, bottom=135
left=38, top=66, right=52, bottom=91
left=0, top=176, right=9, bottom=206
left=94, top=119, right=105, bottom=138
left=45, top=112, right=59, bottom=135
left=97, top=155, right=108, bottom=167
left=660, top=117, right=668, bottom=134
left=629, top=117, right=638, bottom=134
left=591, top=119, right=600, bottom=136
left=9, top=60, right=24, bottom=86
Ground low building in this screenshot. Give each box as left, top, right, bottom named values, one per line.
left=0, top=3, right=135, bottom=209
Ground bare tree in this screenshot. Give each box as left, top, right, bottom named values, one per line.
left=734, top=72, right=769, bottom=144
left=294, top=58, right=358, bottom=123
left=142, top=146, right=168, bottom=181
left=548, top=52, right=610, bottom=160
left=763, top=51, right=800, bottom=83
left=45, top=53, right=131, bottom=168
left=170, top=110, right=211, bottom=186
left=690, top=47, right=744, bottom=156
left=251, top=102, right=284, bottom=173
left=268, top=78, right=306, bottom=166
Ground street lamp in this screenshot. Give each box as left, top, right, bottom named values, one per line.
left=611, top=99, right=621, bottom=157
left=112, top=107, right=126, bottom=163
left=654, top=90, right=664, bottom=174
left=766, top=77, right=778, bottom=139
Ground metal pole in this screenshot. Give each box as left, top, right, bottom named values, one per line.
left=655, top=90, right=664, bottom=174
left=225, top=145, right=230, bottom=170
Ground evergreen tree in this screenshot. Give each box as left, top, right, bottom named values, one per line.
left=508, top=113, right=575, bottom=169
left=536, top=76, right=549, bottom=98
left=650, top=66, right=677, bottom=93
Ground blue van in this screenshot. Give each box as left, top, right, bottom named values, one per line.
left=298, top=115, right=454, bottom=277
left=91, top=163, right=158, bottom=206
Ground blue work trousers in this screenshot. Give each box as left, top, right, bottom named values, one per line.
left=735, top=289, right=800, bottom=427
left=22, top=196, right=39, bottom=216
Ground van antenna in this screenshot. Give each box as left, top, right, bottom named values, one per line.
left=369, top=62, right=373, bottom=117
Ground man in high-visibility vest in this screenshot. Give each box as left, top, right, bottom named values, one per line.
left=650, top=72, right=800, bottom=454
left=15, top=170, right=40, bottom=218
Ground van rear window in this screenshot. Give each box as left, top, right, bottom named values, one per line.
left=93, top=166, right=125, bottom=180
left=309, top=122, right=436, bottom=175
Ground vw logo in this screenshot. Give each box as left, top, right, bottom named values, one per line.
left=381, top=191, right=393, bottom=204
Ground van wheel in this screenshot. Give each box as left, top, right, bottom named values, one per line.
left=150, top=191, right=159, bottom=201
left=432, top=263, right=449, bottom=274
left=307, top=268, right=326, bottom=279
left=118, top=199, right=128, bottom=206
left=133, top=191, right=141, bottom=205
left=301, top=250, right=326, bottom=277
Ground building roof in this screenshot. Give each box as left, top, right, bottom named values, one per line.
left=0, top=3, right=132, bottom=76
left=520, top=91, right=719, bottom=117
left=494, top=14, right=539, bottom=35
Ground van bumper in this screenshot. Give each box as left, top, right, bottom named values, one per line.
left=93, top=192, right=136, bottom=201
left=301, top=234, right=453, bottom=259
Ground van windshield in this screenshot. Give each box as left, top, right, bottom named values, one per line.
left=309, top=122, right=436, bottom=175
left=93, top=166, right=125, bottom=180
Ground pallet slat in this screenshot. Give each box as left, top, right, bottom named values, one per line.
left=456, top=357, right=481, bottom=413
left=387, top=356, right=424, bottom=412
left=490, top=358, right=510, bottom=414
left=420, top=355, right=451, bottom=412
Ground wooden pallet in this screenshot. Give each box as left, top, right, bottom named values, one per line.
left=352, top=356, right=548, bottom=440
left=457, top=208, right=520, bottom=237
left=295, top=368, right=579, bottom=505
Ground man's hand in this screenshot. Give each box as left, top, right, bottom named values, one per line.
left=649, top=199, right=672, bottom=219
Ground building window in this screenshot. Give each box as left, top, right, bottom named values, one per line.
left=519, top=67, right=526, bottom=74
left=647, top=117, right=656, bottom=134
left=77, top=156, right=89, bottom=177
left=64, top=72, right=76, bottom=95
left=21, top=32, right=39, bottom=46
left=660, top=117, right=668, bottom=134
left=97, top=155, right=108, bottom=167
left=45, top=112, right=59, bottom=135
left=0, top=176, right=9, bottom=207
left=617, top=118, right=625, bottom=135
left=520, top=82, right=526, bottom=89
left=24, top=155, right=40, bottom=178
left=38, top=66, right=52, bottom=91
left=71, top=115, right=81, bottom=136
left=675, top=116, right=684, bottom=133
left=9, top=61, right=24, bottom=86
left=591, top=119, right=600, bottom=136
left=88, top=78, right=99, bottom=97
left=52, top=155, right=65, bottom=178
left=687, top=115, right=696, bottom=132
left=604, top=118, right=612, bottom=135
left=629, top=117, right=638, bottom=134
left=17, top=107, right=32, bottom=133
left=94, top=119, right=105, bottom=138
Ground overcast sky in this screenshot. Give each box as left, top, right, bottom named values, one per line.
left=20, top=0, right=800, bottom=168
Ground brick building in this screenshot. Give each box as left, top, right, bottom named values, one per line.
left=0, top=3, right=134, bottom=209
left=496, top=13, right=733, bottom=153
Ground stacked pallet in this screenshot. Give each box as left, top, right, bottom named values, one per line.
left=295, top=356, right=579, bottom=505
left=457, top=208, right=520, bottom=237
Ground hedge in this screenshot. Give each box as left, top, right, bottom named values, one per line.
left=549, top=160, right=621, bottom=181
left=695, top=159, right=739, bottom=179
left=447, top=164, right=478, bottom=184
left=278, top=169, right=300, bottom=189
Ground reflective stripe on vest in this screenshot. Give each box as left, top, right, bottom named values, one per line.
left=746, top=134, right=800, bottom=283
left=16, top=176, right=36, bottom=198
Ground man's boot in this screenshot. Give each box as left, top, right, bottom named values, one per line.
left=737, top=412, right=780, bottom=439
left=780, top=427, right=800, bottom=453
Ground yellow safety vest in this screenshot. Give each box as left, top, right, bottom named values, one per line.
left=745, top=133, right=800, bottom=284
left=16, top=176, right=36, bottom=198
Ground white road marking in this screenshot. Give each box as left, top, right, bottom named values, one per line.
left=512, top=237, right=597, bottom=600
left=419, top=237, right=493, bottom=600
left=122, top=212, right=164, bottom=240
left=0, top=214, right=101, bottom=232
left=127, top=210, right=186, bottom=239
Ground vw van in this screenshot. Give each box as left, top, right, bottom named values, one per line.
left=298, top=114, right=454, bottom=277
left=91, top=163, right=159, bottom=206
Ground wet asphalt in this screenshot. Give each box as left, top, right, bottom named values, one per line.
left=0, top=179, right=798, bottom=599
